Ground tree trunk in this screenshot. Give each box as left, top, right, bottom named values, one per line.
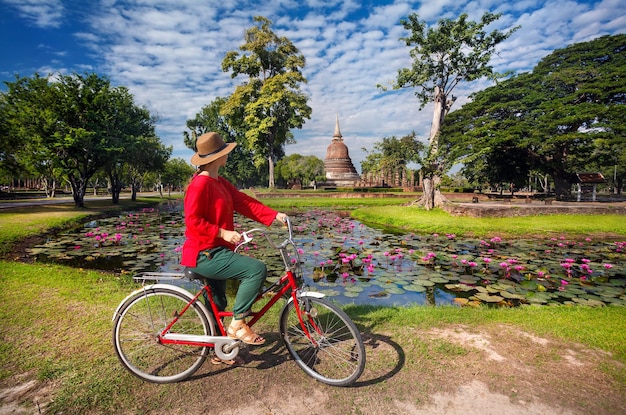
left=414, top=85, right=449, bottom=210
left=131, top=183, right=138, bottom=201
left=553, top=173, right=572, bottom=200
left=108, top=174, right=122, bottom=204
left=42, top=177, right=56, bottom=198
left=68, top=176, right=87, bottom=208
left=268, top=154, right=275, bottom=189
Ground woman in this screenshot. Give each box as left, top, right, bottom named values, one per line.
left=181, top=132, right=287, bottom=346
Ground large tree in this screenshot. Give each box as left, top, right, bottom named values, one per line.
left=3, top=73, right=161, bottom=207
left=99, top=87, right=165, bottom=203
left=275, top=154, right=325, bottom=188
left=122, top=135, right=171, bottom=202
left=0, top=93, right=22, bottom=184
left=184, top=97, right=265, bottom=187
left=160, top=157, right=196, bottom=196
left=380, top=12, right=519, bottom=209
left=442, top=34, right=626, bottom=199
left=2, top=74, right=61, bottom=195
left=361, top=132, right=425, bottom=176
left=221, top=16, right=312, bottom=188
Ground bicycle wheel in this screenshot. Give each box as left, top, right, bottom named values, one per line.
left=113, top=286, right=214, bottom=383
left=279, top=296, right=365, bottom=386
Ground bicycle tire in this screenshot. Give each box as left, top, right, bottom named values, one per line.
left=113, top=286, right=214, bottom=383
left=279, top=296, right=365, bottom=386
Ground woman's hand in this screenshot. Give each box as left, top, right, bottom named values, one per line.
left=275, top=212, right=288, bottom=225
left=220, top=229, right=242, bottom=244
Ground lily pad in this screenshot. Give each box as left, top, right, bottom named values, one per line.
left=472, top=292, right=504, bottom=303
left=404, top=284, right=427, bottom=293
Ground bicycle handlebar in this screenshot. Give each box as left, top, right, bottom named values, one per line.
left=238, top=216, right=293, bottom=249
left=235, top=216, right=298, bottom=272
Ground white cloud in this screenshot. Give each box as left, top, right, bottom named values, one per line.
left=1, top=0, right=64, bottom=28
left=2, top=0, right=624, bottom=173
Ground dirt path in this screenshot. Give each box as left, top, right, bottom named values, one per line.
left=2, top=323, right=624, bottom=414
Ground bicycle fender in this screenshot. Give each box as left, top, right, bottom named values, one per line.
left=286, top=291, right=325, bottom=304
left=112, top=283, right=203, bottom=321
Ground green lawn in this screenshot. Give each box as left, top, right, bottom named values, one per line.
left=0, top=194, right=624, bottom=413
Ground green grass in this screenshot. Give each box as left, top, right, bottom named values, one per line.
left=260, top=196, right=412, bottom=210
left=1, top=194, right=625, bottom=413
left=1, top=260, right=624, bottom=413
left=351, top=206, right=626, bottom=238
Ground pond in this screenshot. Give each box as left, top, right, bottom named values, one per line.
left=28, top=202, right=626, bottom=307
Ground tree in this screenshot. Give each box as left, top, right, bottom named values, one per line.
left=184, top=97, right=265, bottom=187
left=380, top=12, right=519, bottom=209
left=0, top=93, right=22, bottom=184
left=275, top=154, right=324, bottom=188
left=99, top=86, right=165, bottom=203
left=221, top=16, right=312, bottom=188
left=442, top=34, right=626, bottom=199
left=161, top=157, right=196, bottom=196
left=3, top=73, right=161, bottom=207
left=2, top=74, right=60, bottom=195
left=361, top=132, right=425, bottom=175
left=124, top=135, right=171, bottom=201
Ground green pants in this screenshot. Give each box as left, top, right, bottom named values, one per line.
left=190, top=246, right=267, bottom=319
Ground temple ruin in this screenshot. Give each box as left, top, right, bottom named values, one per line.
left=323, top=116, right=361, bottom=187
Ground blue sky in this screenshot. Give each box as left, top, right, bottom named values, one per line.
left=1, top=0, right=624, bottom=172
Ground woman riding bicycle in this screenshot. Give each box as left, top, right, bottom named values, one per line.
left=181, top=132, right=287, bottom=347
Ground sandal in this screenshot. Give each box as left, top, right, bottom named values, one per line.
left=227, top=321, right=266, bottom=345
left=211, top=356, right=243, bottom=366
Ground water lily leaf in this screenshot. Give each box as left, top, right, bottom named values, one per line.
left=473, top=292, right=504, bottom=303
left=319, top=289, right=340, bottom=297
left=500, top=291, right=526, bottom=300
left=444, top=283, right=476, bottom=292
left=525, top=292, right=550, bottom=304
left=386, top=286, right=406, bottom=295
left=572, top=297, right=606, bottom=307
left=405, top=284, right=427, bottom=292
left=459, top=275, right=479, bottom=284
left=520, top=280, right=538, bottom=290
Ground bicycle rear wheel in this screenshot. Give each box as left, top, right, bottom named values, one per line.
left=279, top=296, right=365, bottom=386
left=113, top=286, right=214, bottom=383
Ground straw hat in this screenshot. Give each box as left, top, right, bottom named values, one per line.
left=191, top=132, right=237, bottom=166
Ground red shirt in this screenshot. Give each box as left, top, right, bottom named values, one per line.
left=181, top=174, right=278, bottom=267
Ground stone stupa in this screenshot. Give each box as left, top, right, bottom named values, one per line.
left=324, top=115, right=360, bottom=187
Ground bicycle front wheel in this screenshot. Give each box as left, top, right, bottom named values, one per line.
left=279, top=296, right=365, bottom=386
left=113, top=286, right=214, bottom=383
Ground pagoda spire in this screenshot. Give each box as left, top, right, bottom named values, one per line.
left=333, top=114, right=342, bottom=140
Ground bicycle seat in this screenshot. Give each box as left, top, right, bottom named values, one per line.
left=184, top=268, right=209, bottom=282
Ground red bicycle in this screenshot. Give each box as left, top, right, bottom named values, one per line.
left=112, top=218, right=366, bottom=386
